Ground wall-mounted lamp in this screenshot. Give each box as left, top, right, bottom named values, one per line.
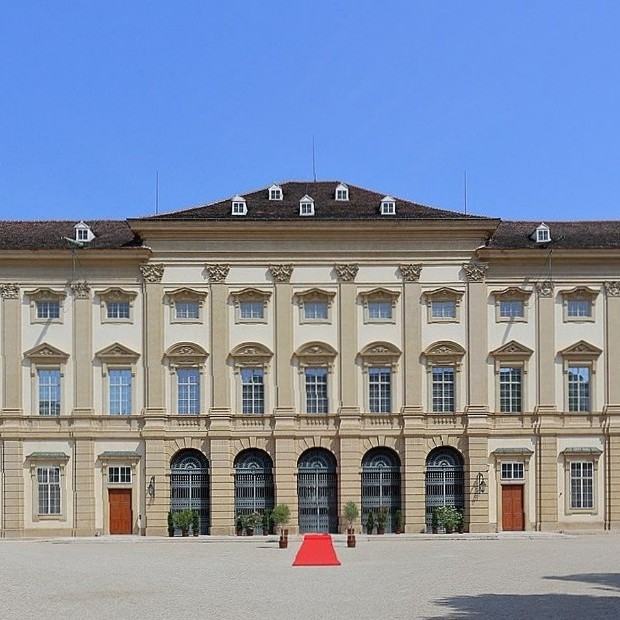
left=147, top=476, right=155, bottom=498
left=476, top=472, right=487, bottom=494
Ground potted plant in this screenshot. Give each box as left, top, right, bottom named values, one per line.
left=261, top=509, right=272, bottom=535
left=167, top=511, right=175, bottom=537
left=271, top=504, right=290, bottom=549
left=191, top=510, right=199, bottom=536
left=365, top=510, right=375, bottom=535
left=343, top=501, right=359, bottom=548
left=456, top=508, right=464, bottom=533
left=235, top=514, right=244, bottom=536
left=244, top=511, right=260, bottom=536
left=376, top=506, right=388, bottom=535
left=172, top=509, right=194, bottom=536
left=435, top=506, right=459, bottom=534
left=394, top=509, right=402, bottom=535
left=431, top=508, right=439, bottom=534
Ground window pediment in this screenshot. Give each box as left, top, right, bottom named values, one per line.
left=230, top=288, right=272, bottom=304
left=559, top=340, right=602, bottom=372
left=164, top=342, right=209, bottom=368
left=24, top=343, right=70, bottom=363
left=166, top=288, right=207, bottom=303
left=295, top=341, right=338, bottom=369
left=424, top=341, right=466, bottom=368
left=96, top=287, right=138, bottom=302
left=560, top=286, right=598, bottom=301
left=359, top=341, right=401, bottom=368
left=492, top=287, right=532, bottom=302
left=490, top=340, right=533, bottom=373
left=26, top=287, right=67, bottom=301
left=358, top=288, right=400, bottom=306
left=95, top=342, right=140, bottom=364
left=423, top=287, right=464, bottom=302
left=230, top=342, right=274, bottom=369
left=295, top=288, right=336, bottom=304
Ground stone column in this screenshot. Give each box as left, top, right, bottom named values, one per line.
left=71, top=283, right=93, bottom=415
left=1, top=284, right=22, bottom=415
left=2, top=440, right=24, bottom=537
left=335, top=264, right=359, bottom=414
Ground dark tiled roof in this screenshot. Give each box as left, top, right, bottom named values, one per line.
left=488, top=221, right=620, bottom=249
left=0, top=220, right=142, bottom=250
left=140, top=181, right=491, bottom=221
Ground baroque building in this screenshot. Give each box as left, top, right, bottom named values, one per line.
left=1, top=181, right=620, bottom=537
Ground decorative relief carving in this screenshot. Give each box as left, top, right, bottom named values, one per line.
left=205, top=264, right=230, bottom=283
left=399, top=264, right=422, bottom=282
left=71, top=282, right=91, bottom=299
left=462, top=263, right=488, bottom=282
left=0, top=283, right=19, bottom=299
left=604, top=281, right=620, bottom=297
left=140, top=264, right=165, bottom=283
left=334, top=263, right=359, bottom=282
left=268, top=264, right=294, bottom=283
left=536, top=280, right=554, bottom=297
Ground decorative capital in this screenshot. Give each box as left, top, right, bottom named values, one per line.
left=205, top=264, right=230, bottom=283
left=604, top=281, right=620, bottom=297
left=0, top=283, right=19, bottom=299
left=399, top=263, right=422, bottom=282
left=268, top=264, right=294, bottom=283
left=334, top=263, right=359, bottom=282
left=71, top=282, right=91, bottom=299
left=536, top=280, right=554, bottom=297
left=140, top=264, right=165, bottom=283
left=462, top=263, right=488, bottom=282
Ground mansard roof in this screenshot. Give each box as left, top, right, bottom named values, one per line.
left=139, top=181, right=491, bottom=222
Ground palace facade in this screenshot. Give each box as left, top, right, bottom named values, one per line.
left=1, top=181, right=620, bottom=537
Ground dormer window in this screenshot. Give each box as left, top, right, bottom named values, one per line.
left=335, top=183, right=349, bottom=201
left=74, top=221, right=94, bottom=243
left=268, top=184, right=283, bottom=201
left=380, top=196, right=396, bottom=215
left=535, top=223, right=551, bottom=244
left=231, top=195, right=247, bottom=216
left=299, top=195, right=315, bottom=216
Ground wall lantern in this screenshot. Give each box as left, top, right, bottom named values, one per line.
left=147, top=476, right=156, bottom=498
left=476, top=472, right=487, bottom=494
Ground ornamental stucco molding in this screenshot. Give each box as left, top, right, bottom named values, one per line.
left=0, top=283, right=20, bottom=299
left=205, top=264, right=230, bottom=283
left=268, top=264, right=294, bottom=283
left=604, top=281, right=620, bottom=297
left=536, top=280, right=554, bottom=297
left=399, top=264, right=422, bottom=282
left=334, top=263, right=359, bottom=282
left=71, top=282, right=91, bottom=299
left=140, top=264, right=165, bottom=283
left=462, top=263, right=488, bottom=282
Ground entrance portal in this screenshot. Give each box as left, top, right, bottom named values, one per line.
left=425, top=447, right=464, bottom=531
left=297, top=449, right=338, bottom=533
left=170, top=450, right=210, bottom=535
left=109, top=488, right=132, bottom=534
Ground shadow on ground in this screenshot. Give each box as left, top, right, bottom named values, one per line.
left=544, top=572, right=620, bottom=594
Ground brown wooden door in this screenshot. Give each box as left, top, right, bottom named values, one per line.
left=109, top=489, right=132, bottom=534
left=501, top=485, right=524, bottom=531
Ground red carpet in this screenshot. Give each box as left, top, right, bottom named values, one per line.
left=293, top=534, right=341, bottom=566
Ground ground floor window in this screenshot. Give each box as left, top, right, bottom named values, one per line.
left=37, top=467, right=61, bottom=515
left=501, top=462, right=524, bottom=480
left=108, top=466, right=132, bottom=484
left=570, top=462, right=593, bottom=509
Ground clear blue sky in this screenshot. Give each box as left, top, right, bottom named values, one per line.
left=1, top=2, right=619, bottom=221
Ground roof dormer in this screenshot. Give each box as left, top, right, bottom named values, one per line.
left=74, top=221, right=95, bottom=243
left=533, top=223, right=551, bottom=244
left=380, top=196, right=396, bottom=215
left=268, top=184, right=283, bottom=201
left=335, top=183, right=349, bottom=201
left=299, top=195, right=315, bottom=216
left=231, top=195, right=247, bottom=216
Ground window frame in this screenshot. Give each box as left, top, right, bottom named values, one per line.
left=167, top=288, right=207, bottom=324
left=108, top=465, right=132, bottom=484
left=295, top=342, right=337, bottom=414
left=268, top=184, right=283, bottom=201
left=26, top=452, right=69, bottom=522
left=560, top=287, right=598, bottom=323
left=230, top=342, right=273, bottom=415
left=335, top=183, right=349, bottom=201
left=368, top=366, right=392, bottom=414
left=176, top=367, right=201, bottom=415
left=26, top=288, right=66, bottom=324
left=359, top=288, right=400, bottom=325
left=37, top=368, right=62, bottom=416
left=493, top=287, right=531, bottom=323
left=231, top=195, right=247, bottom=215
left=164, top=342, right=209, bottom=415
left=304, top=367, right=329, bottom=414
left=423, top=341, right=465, bottom=414
left=108, top=368, right=133, bottom=415
left=95, top=343, right=140, bottom=416
left=24, top=343, right=69, bottom=417
left=296, top=288, right=335, bottom=325
left=424, top=288, right=463, bottom=324
left=97, top=288, right=138, bottom=325
left=299, top=194, right=315, bottom=216
left=559, top=341, right=601, bottom=414
left=561, top=448, right=602, bottom=515
left=232, top=288, right=271, bottom=324
left=490, top=340, right=533, bottom=414
left=359, top=341, right=401, bottom=415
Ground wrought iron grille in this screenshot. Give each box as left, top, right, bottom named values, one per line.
left=297, top=449, right=338, bottom=533
left=361, top=449, right=401, bottom=533
left=234, top=449, right=274, bottom=534
left=425, top=448, right=464, bottom=531
left=170, top=451, right=210, bottom=535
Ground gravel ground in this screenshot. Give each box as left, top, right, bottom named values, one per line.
left=1, top=534, right=620, bottom=619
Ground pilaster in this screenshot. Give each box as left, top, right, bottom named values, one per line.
left=209, top=438, right=234, bottom=535
left=1, top=284, right=22, bottom=415
left=536, top=280, right=556, bottom=412
left=336, top=264, right=359, bottom=413
left=400, top=265, right=423, bottom=413
left=403, top=435, right=426, bottom=532
left=466, top=434, right=491, bottom=532
left=71, top=283, right=93, bottom=415
left=144, top=437, right=167, bottom=536
left=537, top=432, right=558, bottom=530
left=72, top=437, right=95, bottom=535
left=274, top=436, right=298, bottom=533
left=2, top=440, right=24, bottom=537
left=338, top=436, right=361, bottom=533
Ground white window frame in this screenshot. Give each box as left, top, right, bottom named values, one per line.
left=500, top=462, right=525, bottom=480
left=304, top=367, right=329, bottom=414
left=26, top=453, right=69, bottom=522
left=380, top=195, right=396, bottom=215
left=241, top=367, right=265, bottom=415
left=26, top=288, right=66, bottom=324
left=368, top=366, right=392, bottom=414
left=424, top=288, right=463, bottom=324
left=108, top=465, right=132, bottom=484
left=567, top=365, right=591, bottom=413
left=299, top=194, right=315, bottom=216
left=95, top=343, right=140, bottom=416
left=296, top=288, right=335, bottom=325
left=232, top=288, right=271, bottom=324
left=335, top=183, right=349, bottom=201
left=231, top=195, right=247, bottom=215
left=97, top=288, right=137, bottom=324
left=561, top=448, right=602, bottom=515
left=424, top=341, right=465, bottom=414
left=230, top=343, right=273, bottom=415
left=359, top=342, right=401, bottom=415
left=38, top=368, right=62, bottom=416
left=295, top=342, right=337, bottom=414
left=108, top=368, right=133, bottom=415
left=560, top=287, right=597, bottom=323
left=359, top=288, right=399, bottom=324
left=535, top=223, right=551, bottom=243
left=268, top=184, right=283, bottom=201
left=167, top=288, right=207, bottom=324
left=25, top=343, right=69, bottom=417
left=560, top=341, right=601, bottom=414
left=490, top=341, right=533, bottom=414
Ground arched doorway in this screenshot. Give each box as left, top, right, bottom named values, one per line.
left=361, top=448, right=401, bottom=533
left=234, top=449, right=274, bottom=534
left=170, top=450, right=210, bottom=535
left=425, top=447, right=464, bottom=532
left=297, top=448, right=338, bottom=533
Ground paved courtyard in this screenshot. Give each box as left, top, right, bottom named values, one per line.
left=2, top=533, right=620, bottom=619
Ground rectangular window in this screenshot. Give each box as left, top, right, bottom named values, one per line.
left=368, top=301, right=392, bottom=320
left=567, top=300, right=591, bottom=318
left=239, top=301, right=264, bottom=320
left=175, top=301, right=200, bottom=320
left=431, top=300, right=456, bottom=319
left=241, top=368, right=264, bottom=414
left=37, top=467, right=61, bottom=515
left=177, top=368, right=200, bottom=415
left=369, top=367, right=391, bottom=413
left=305, top=368, right=328, bottom=414
left=109, top=369, right=132, bottom=415
left=499, top=367, right=522, bottom=413
left=108, top=466, right=132, bottom=484
left=570, top=462, right=593, bottom=509
left=106, top=301, right=130, bottom=319
left=432, top=366, right=455, bottom=413
left=36, top=301, right=60, bottom=319
left=501, top=462, right=524, bottom=480
left=304, top=301, right=328, bottom=321
left=568, top=366, right=590, bottom=412
left=38, top=369, right=61, bottom=416
left=499, top=300, right=524, bottom=319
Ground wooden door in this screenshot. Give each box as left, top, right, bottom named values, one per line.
left=501, top=485, right=524, bottom=531
left=109, top=489, right=132, bottom=534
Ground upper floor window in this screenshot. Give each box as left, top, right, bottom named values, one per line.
left=299, top=194, right=315, bottom=216
left=268, top=184, right=283, bottom=200
left=240, top=301, right=264, bottom=320
left=368, top=301, right=392, bottom=320
left=232, top=288, right=271, bottom=324
left=164, top=343, right=208, bottom=415
left=177, top=368, right=200, bottom=415
left=37, top=301, right=60, bottom=320
left=335, top=183, right=349, bottom=201
left=107, top=301, right=130, bottom=320
left=97, top=288, right=137, bottom=324
left=567, top=300, right=591, bottom=318
left=368, top=367, right=391, bottom=413
left=493, top=287, right=531, bottom=323
left=380, top=196, right=396, bottom=215
left=561, top=287, right=597, bottom=323
left=567, top=366, right=590, bottom=412
left=499, top=366, right=522, bottom=413
left=424, top=341, right=465, bottom=413
left=560, top=340, right=601, bottom=413
left=360, top=288, right=399, bottom=324
left=231, top=195, right=247, bottom=215
left=490, top=340, right=533, bottom=414
left=305, top=367, right=328, bottom=414
left=431, top=366, right=455, bottom=413
left=424, top=288, right=463, bottom=323
left=230, top=342, right=274, bottom=415
left=95, top=342, right=140, bottom=415
left=296, top=288, right=335, bottom=325
left=109, top=369, right=132, bottom=415
left=500, top=300, right=524, bottom=319
left=74, top=221, right=95, bottom=244
left=176, top=301, right=200, bottom=320
left=295, top=342, right=337, bottom=414
left=534, top=223, right=551, bottom=244
left=304, top=301, right=328, bottom=321
left=432, top=300, right=456, bottom=319
left=167, top=288, right=206, bottom=324
left=241, top=368, right=264, bottom=415
left=38, top=369, right=61, bottom=416
left=27, top=288, right=66, bottom=324
left=108, top=466, right=132, bottom=484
